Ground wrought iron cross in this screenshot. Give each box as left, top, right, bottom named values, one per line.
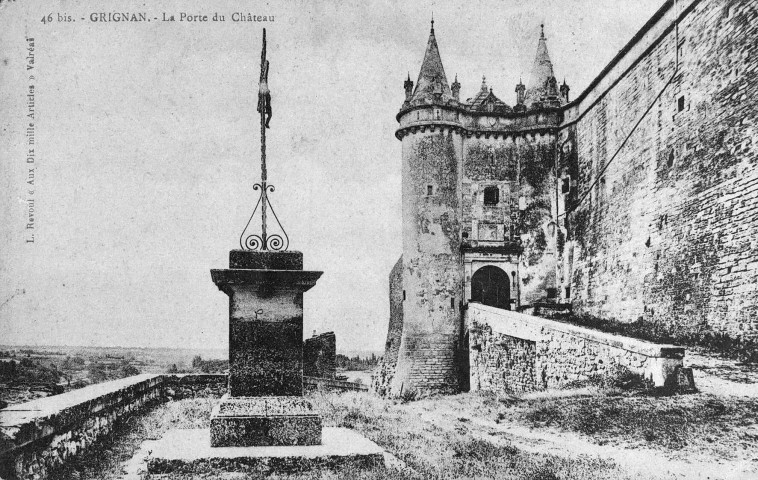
left=239, top=29, right=289, bottom=251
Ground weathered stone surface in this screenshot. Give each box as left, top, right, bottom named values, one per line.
left=229, top=317, right=304, bottom=397
left=230, top=249, right=303, bottom=270
left=148, top=428, right=385, bottom=475
left=210, top=415, right=321, bottom=447
left=303, top=332, right=336, bottom=379
left=210, top=395, right=322, bottom=447
left=372, top=257, right=404, bottom=396
left=566, top=0, right=758, bottom=341
left=0, top=375, right=165, bottom=479
left=211, top=253, right=322, bottom=398
left=467, top=304, right=689, bottom=393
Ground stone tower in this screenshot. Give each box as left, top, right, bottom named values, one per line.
left=387, top=22, right=569, bottom=396
left=390, top=19, right=465, bottom=395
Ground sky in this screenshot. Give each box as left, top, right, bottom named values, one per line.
left=0, top=0, right=665, bottom=352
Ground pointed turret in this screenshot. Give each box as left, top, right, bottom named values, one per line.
left=560, top=78, right=570, bottom=103
left=515, top=77, right=526, bottom=105
left=525, top=24, right=562, bottom=108
left=451, top=74, right=461, bottom=101
left=404, top=72, right=414, bottom=101
left=410, top=18, right=452, bottom=102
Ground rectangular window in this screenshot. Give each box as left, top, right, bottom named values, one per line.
left=450, top=297, right=455, bottom=309
left=403, top=290, right=406, bottom=301
left=427, top=185, right=434, bottom=196
left=678, top=95, right=685, bottom=112
left=483, top=186, right=499, bottom=205
left=561, top=177, right=571, bottom=194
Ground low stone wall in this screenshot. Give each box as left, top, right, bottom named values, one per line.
left=304, top=376, right=368, bottom=392
left=165, top=374, right=228, bottom=399
left=467, top=304, right=685, bottom=394
left=0, top=374, right=164, bottom=479
left=0, top=374, right=229, bottom=480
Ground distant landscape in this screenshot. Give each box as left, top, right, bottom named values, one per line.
left=0, top=344, right=381, bottom=406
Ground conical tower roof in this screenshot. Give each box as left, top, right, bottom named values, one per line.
left=525, top=24, right=559, bottom=106
left=528, top=25, right=555, bottom=89
left=411, top=19, right=452, bottom=101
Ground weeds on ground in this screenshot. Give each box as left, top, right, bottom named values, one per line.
left=310, top=390, right=628, bottom=480
left=519, top=392, right=758, bottom=452
left=53, top=397, right=216, bottom=480
left=54, top=390, right=634, bottom=479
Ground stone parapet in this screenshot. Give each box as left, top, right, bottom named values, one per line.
left=467, top=304, right=687, bottom=393
left=0, top=374, right=235, bottom=479
left=0, top=374, right=165, bottom=479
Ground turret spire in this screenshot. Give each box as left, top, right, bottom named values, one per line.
left=525, top=24, right=560, bottom=107
left=410, top=17, right=451, bottom=101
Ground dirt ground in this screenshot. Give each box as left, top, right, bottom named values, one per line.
left=52, top=350, right=758, bottom=480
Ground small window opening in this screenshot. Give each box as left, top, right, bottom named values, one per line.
left=565, top=286, right=571, bottom=298
left=483, top=186, right=499, bottom=205
left=668, top=150, right=675, bottom=167
left=561, top=177, right=571, bottom=194
left=435, top=109, right=441, bottom=120
left=678, top=95, right=685, bottom=112
left=403, top=290, right=406, bottom=300
left=450, top=297, right=455, bottom=309
left=427, top=185, right=434, bottom=196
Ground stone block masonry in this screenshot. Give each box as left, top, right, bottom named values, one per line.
left=371, top=256, right=403, bottom=396
left=0, top=374, right=226, bottom=480
left=565, top=0, right=758, bottom=340
left=303, top=332, right=336, bottom=379
left=467, top=304, right=685, bottom=394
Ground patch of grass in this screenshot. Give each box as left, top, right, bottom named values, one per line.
left=518, top=393, right=758, bottom=453
left=561, top=365, right=653, bottom=393
left=310, top=391, right=627, bottom=480
left=51, top=391, right=641, bottom=479
left=53, top=397, right=216, bottom=480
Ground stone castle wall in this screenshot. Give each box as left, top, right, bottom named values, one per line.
left=462, top=133, right=558, bottom=305
left=386, top=256, right=404, bottom=366
left=467, top=304, right=684, bottom=394
left=565, top=0, right=758, bottom=340
left=371, top=256, right=404, bottom=395
left=303, top=332, right=337, bottom=379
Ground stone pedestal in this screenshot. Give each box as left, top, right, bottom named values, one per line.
left=210, top=395, right=322, bottom=447
left=210, top=250, right=323, bottom=447
left=147, top=248, right=386, bottom=475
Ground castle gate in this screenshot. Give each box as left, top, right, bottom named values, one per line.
left=470, top=265, right=510, bottom=310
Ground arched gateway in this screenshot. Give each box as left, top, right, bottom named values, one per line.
left=470, top=266, right=510, bottom=310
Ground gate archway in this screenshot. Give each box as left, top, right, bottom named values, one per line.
left=470, top=266, right=510, bottom=310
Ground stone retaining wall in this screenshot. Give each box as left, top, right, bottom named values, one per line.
left=303, top=332, right=337, bottom=379
left=0, top=374, right=228, bottom=480
left=467, top=304, right=685, bottom=394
